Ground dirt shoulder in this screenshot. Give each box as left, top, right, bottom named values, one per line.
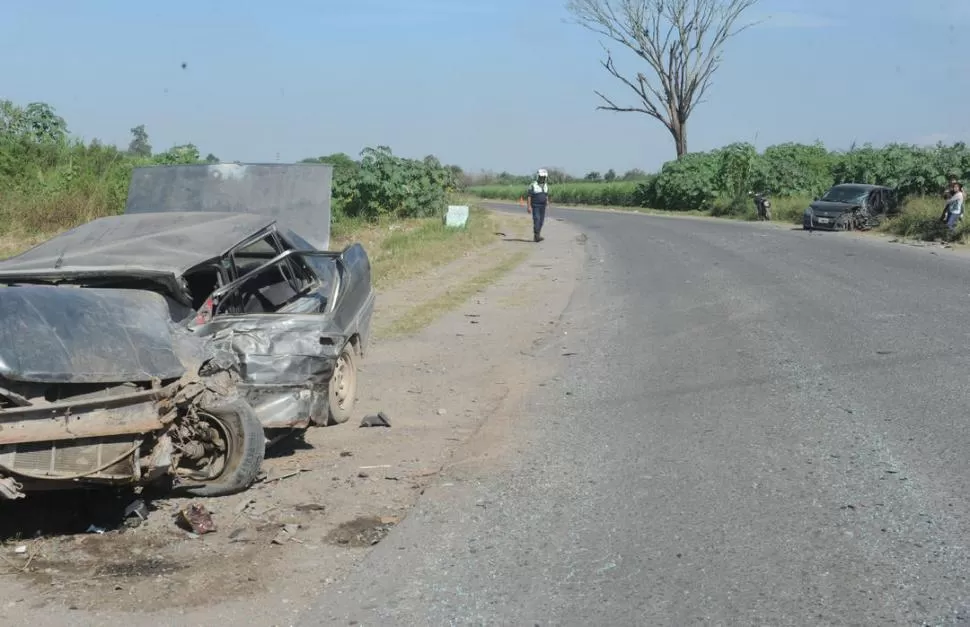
left=3, top=211, right=587, bottom=627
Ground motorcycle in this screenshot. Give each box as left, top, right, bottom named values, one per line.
left=751, top=191, right=771, bottom=221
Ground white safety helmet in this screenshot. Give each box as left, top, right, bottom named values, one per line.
left=537, top=168, right=548, bottom=178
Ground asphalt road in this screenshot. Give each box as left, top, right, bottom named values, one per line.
left=300, top=206, right=970, bottom=626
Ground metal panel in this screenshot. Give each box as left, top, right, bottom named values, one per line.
left=125, top=163, right=334, bottom=251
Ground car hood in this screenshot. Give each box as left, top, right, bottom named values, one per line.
left=0, top=285, right=190, bottom=384
left=809, top=200, right=859, bottom=215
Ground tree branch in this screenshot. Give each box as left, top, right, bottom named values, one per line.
left=567, top=0, right=761, bottom=157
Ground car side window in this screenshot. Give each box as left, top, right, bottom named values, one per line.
left=217, top=230, right=315, bottom=315
left=230, top=235, right=280, bottom=279
left=271, top=231, right=317, bottom=287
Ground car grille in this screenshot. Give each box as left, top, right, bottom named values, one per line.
left=0, top=435, right=140, bottom=481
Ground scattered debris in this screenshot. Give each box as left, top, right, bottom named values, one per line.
left=360, top=412, right=391, bottom=428
left=123, top=499, right=149, bottom=527
left=176, top=504, right=216, bottom=535
left=436, top=408, right=447, bottom=416
left=227, top=497, right=256, bottom=528
left=228, top=527, right=258, bottom=544
left=294, top=503, right=326, bottom=513
left=325, top=516, right=395, bottom=547
left=271, top=523, right=301, bottom=545
left=234, top=498, right=255, bottom=515
left=13, top=546, right=26, bottom=555
left=263, top=469, right=307, bottom=484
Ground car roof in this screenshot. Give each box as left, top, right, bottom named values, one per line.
left=0, top=211, right=277, bottom=278
left=830, top=183, right=889, bottom=191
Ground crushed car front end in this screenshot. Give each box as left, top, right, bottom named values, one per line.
left=0, top=284, right=263, bottom=500
left=803, top=201, right=856, bottom=231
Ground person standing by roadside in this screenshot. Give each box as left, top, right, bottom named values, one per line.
left=526, top=168, right=550, bottom=243
left=942, top=179, right=964, bottom=234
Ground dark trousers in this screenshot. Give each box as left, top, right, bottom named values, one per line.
left=531, top=203, right=547, bottom=236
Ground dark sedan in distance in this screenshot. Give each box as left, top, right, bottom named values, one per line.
left=803, top=183, right=898, bottom=231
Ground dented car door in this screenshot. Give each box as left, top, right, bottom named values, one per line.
left=188, top=239, right=374, bottom=431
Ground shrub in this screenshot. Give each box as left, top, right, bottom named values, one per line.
left=0, top=99, right=464, bottom=240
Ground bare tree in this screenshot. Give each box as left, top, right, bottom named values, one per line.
left=566, top=0, right=760, bottom=158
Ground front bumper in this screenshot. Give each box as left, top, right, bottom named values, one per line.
left=0, top=387, right=173, bottom=496
left=803, top=213, right=846, bottom=230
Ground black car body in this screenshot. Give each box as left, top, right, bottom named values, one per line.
left=0, top=164, right=374, bottom=500
left=802, top=184, right=898, bottom=231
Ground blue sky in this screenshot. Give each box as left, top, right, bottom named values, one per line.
left=1, top=0, right=966, bottom=176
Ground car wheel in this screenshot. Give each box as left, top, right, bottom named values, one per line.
left=327, top=342, right=358, bottom=425
left=174, top=397, right=265, bottom=498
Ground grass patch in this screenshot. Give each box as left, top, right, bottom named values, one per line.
left=330, top=207, right=498, bottom=289
left=877, top=195, right=969, bottom=243
left=463, top=195, right=710, bottom=219
left=376, top=248, right=531, bottom=339
left=469, top=181, right=643, bottom=206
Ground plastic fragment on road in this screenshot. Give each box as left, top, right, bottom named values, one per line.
left=444, top=205, right=469, bottom=228
left=360, top=411, right=391, bottom=428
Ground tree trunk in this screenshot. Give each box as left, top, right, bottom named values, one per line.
left=669, top=118, right=688, bottom=158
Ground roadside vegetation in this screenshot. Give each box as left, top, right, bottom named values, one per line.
left=467, top=141, right=970, bottom=242
left=0, top=99, right=489, bottom=282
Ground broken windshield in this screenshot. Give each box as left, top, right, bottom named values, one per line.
left=820, top=186, right=870, bottom=204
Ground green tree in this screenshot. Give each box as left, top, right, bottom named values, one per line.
left=128, top=124, right=152, bottom=157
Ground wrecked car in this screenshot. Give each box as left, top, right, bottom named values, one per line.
left=802, top=183, right=898, bottom=231
left=0, top=209, right=374, bottom=501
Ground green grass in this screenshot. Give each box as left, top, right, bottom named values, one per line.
left=469, top=181, right=643, bottom=206
left=330, top=207, right=498, bottom=289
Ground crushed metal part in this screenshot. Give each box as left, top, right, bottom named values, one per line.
left=0, top=476, right=25, bottom=500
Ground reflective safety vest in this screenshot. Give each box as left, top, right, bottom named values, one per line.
left=528, top=181, right=549, bottom=208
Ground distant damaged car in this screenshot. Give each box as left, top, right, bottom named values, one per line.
left=0, top=210, right=374, bottom=500
left=802, top=184, right=898, bottom=231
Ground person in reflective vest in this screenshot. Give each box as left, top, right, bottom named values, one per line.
left=526, top=168, right=550, bottom=243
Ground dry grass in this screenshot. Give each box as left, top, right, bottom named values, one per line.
left=876, top=195, right=970, bottom=243
left=0, top=233, right=47, bottom=259
left=376, top=248, right=532, bottom=340
left=331, top=207, right=500, bottom=289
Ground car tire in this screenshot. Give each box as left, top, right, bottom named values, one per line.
left=326, top=341, right=358, bottom=425
left=175, top=397, right=266, bottom=498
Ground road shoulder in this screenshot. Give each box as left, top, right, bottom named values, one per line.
left=12, top=212, right=588, bottom=626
